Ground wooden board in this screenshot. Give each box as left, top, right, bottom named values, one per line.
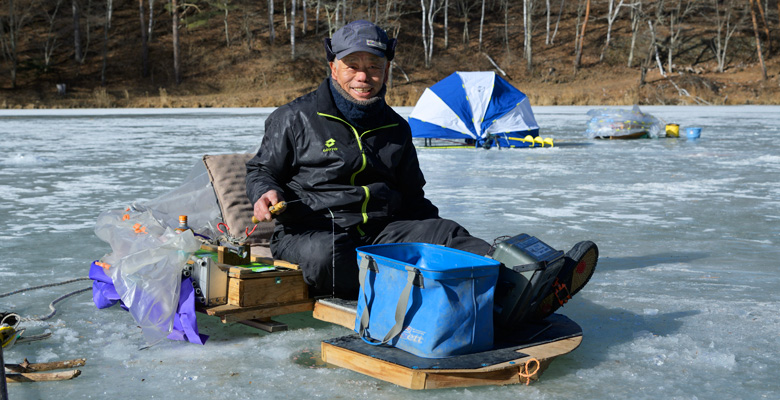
left=321, top=334, right=581, bottom=390
left=313, top=299, right=582, bottom=389
left=312, top=299, right=358, bottom=330
left=203, top=299, right=314, bottom=323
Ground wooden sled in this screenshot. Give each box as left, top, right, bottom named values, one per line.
left=596, top=131, right=649, bottom=140
left=313, top=299, right=582, bottom=389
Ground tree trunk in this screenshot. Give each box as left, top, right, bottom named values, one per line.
left=627, top=0, right=641, bottom=67
left=139, top=0, right=149, bottom=77
left=639, top=20, right=657, bottom=86
left=752, top=0, right=769, bottom=54
left=601, top=0, right=624, bottom=62
left=574, top=0, right=590, bottom=72
left=506, top=0, right=510, bottom=55
left=711, top=0, right=741, bottom=73
left=421, top=0, right=435, bottom=68
left=524, top=0, right=533, bottom=71
left=748, top=0, right=767, bottom=80
left=444, top=0, right=449, bottom=49
left=290, top=0, right=296, bottom=58
left=73, top=0, right=82, bottom=62
left=479, top=0, right=485, bottom=51
left=268, top=0, right=275, bottom=45
left=5, top=0, right=18, bottom=88
left=42, top=0, right=63, bottom=70
left=223, top=0, right=230, bottom=47
left=551, top=0, right=563, bottom=44
left=172, top=0, right=181, bottom=84
left=302, top=0, right=307, bottom=35
left=101, top=0, right=112, bottom=86
left=148, top=0, right=154, bottom=40
left=545, top=0, right=550, bottom=45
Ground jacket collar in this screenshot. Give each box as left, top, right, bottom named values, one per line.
left=316, top=78, right=390, bottom=130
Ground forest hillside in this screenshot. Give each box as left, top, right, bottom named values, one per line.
left=1, top=0, right=779, bottom=108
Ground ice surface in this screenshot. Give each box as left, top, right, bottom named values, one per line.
left=1, top=106, right=779, bottom=399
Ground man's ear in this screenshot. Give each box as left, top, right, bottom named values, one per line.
left=385, top=38, right=397, bottom=62
left=329, top=61, right=338, bottom=80
left=323, top=38, right=336, bottom=62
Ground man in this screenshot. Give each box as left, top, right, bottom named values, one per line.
left=246, top=20, right=491, bottom=299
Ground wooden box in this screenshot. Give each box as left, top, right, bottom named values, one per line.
left=228, top=269, right=309, bottom=307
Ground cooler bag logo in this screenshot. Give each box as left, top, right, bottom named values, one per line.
left=401, top=326, right=425, bottom=344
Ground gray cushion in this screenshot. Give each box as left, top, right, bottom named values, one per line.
left=202, top=153, right=274, bottom=244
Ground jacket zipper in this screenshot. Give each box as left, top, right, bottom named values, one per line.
left=318, top=112, right=398, bottom=235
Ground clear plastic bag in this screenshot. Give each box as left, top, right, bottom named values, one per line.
left=131, top=161, right=223, bottom=240
left=584, top=105, right=666, bottom=139
left=93, top=160, right=230, bottom=345
left=95, top=204, right=202, bottom=345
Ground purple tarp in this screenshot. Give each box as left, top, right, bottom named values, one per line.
left=89, top=261, right=208, bottom=345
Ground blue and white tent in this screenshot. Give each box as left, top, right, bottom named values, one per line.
left=409, top=71, right=540, bottom=148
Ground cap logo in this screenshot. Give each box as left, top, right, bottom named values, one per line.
left=365, top=39, right=387, bottom=50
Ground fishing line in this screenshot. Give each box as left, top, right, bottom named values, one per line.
left=1, top=277, right=91, bottom=322
left=327, top=207, right=336, bottom=299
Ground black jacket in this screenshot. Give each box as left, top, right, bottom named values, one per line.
left=246, top=79, right=439, bottom=235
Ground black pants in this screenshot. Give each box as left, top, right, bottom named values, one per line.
left=270, top=218, right=491, bottom=299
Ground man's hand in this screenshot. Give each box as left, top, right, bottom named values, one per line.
left=253, top=190, right=284, bottom=222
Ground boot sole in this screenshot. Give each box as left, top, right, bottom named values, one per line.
left=532, top=241, right=598, bottom=320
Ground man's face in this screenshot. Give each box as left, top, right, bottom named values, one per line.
left=330, top=51, right=389, bottom=101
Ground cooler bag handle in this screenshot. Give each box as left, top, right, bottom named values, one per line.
left=357, top=255, right=418, bottom=346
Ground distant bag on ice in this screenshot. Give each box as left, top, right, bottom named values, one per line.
left=354, top=243, right=500, bottom=358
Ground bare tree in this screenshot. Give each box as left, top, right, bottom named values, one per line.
left=454, top=0, right=478, bottom=44
left=710, top=0, right=743, bottom=73
left=315, top=0, right=320, bottom=35
left=574, top=0, right=590, bottom=72
left=72, top=0, right=83, bottom=62
left=443, top=0, right=448, bottom=48
left=478, top=0, right=484, bottom=51
left=41, top=0, right=64, bottom=70
left=751, top=0, right=769, bottom=54
left=268, top=0, right=275, bottom=44
left=640, top=18, right=658, bottom=86
left=550, top=0, right=564, bottom=44
left=600, top=0, right=625, bottom=62
left=172, top=0, right=181, bottom=84
left=748, top=0, right=767, bottom=80
left=545, top=0, right=550, bottom=44
left=665, top=0, right=698, bottom=75
left=148, top=0, right=154, bottom=40
left=100, top=0, right=113, bottom=86
left=218, top=0, right=232, bottom=47
left=138, top=0, right=149, bottom=77
left=523, top=0, right=534, bottom=71
left=301, top=0, right=307, bottom=35
left=1, top=0, right=34, bottom=88
left=627, top=0, right=642, bottom=67
left=503, top=0, right=510, bottom=55
left=291, top=0, right=296, bottom=58
left=242, top=8, right=255, bottom=51
left=421, top=0, right=439, bottom=68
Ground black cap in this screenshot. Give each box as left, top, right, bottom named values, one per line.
left=324, top=20, right=396, bottom=62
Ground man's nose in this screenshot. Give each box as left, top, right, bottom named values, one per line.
left=354, top=68, right=368, bottom=80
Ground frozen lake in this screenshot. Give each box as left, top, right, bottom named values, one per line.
left=1, top=105, right=778, bottom=399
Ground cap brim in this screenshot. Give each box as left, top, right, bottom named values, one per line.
left=335, top=46, right=386, bottom=60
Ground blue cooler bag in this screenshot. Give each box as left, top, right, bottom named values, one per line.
left=355, top=243, right=500, bottom=358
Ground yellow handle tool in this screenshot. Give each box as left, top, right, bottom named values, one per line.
left=251, top=201, right=289, bottom=224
